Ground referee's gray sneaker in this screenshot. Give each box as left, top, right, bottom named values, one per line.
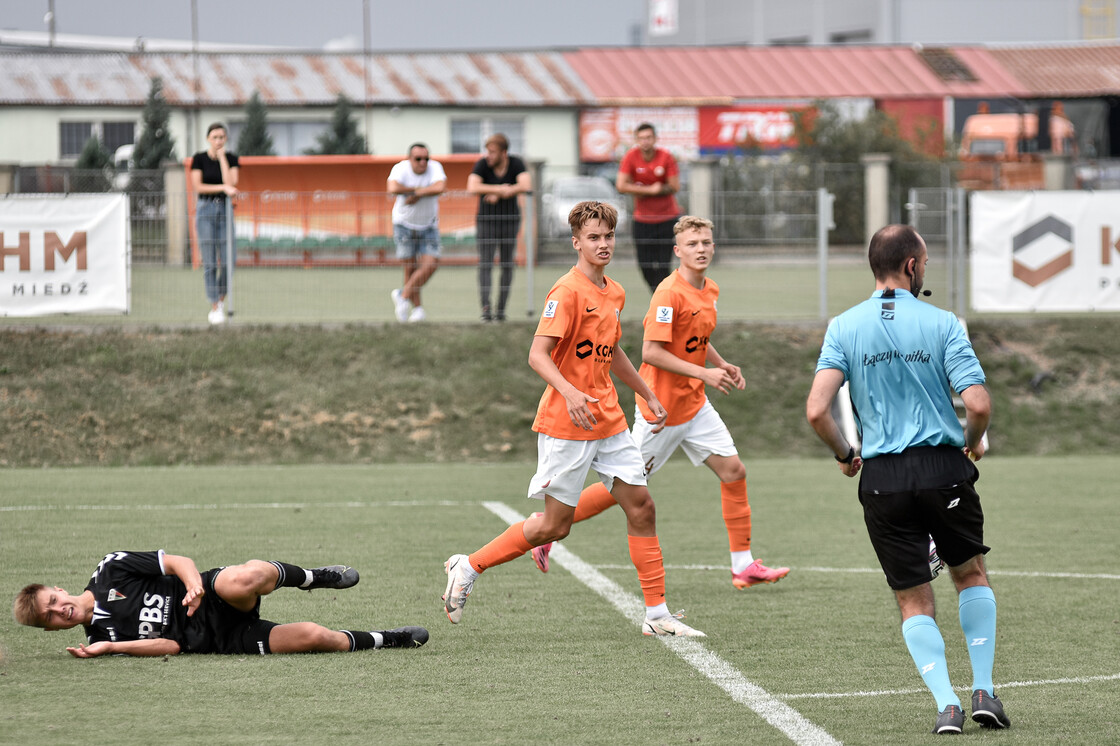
left=971, top=690, right=1011, bottom=729
left=305, top=565, right=360, bottom=590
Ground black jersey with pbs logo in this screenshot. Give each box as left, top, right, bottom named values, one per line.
left=82, top=550, right=189, bottom=646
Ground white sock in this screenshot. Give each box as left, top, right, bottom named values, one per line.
left=731, top=550, right=755, bottom=574
left=645, top=603, right=670, bottom=620
left=371, top=632, right=385, bottom=649
left=300, top=569, right=314, bottom=588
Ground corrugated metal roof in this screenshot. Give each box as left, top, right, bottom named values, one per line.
left=987, top=43, right=1120, bottom=97
left=0, top=50, right=595, bottom=106
left=562, top=46, right=1030, bottom=104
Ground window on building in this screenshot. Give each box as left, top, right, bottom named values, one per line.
left=450, top=118, right=525, bottom=154
left=59, top=121, right=137, bottom=160
left=101, top=122, right=136, bottom=154
left=60, top=122, right=93, bottom=158
left=770, top=36, right=810, bottom=46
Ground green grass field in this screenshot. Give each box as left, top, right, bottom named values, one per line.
left=3, top=458, right=1117, bottom=745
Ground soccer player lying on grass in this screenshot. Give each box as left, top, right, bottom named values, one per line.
left=530, top=216, right=790, bottom=590
left=441, top=200, right=705, bottom=637
left=14, top=550, right=428, bottom=657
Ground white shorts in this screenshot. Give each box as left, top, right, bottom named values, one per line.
left=527, top=431, right=648, bottom=507
left=632, top=398, right=737, bottom=478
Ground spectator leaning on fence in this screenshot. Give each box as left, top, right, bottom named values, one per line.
left=387, top=143, right=446, bottom=323
left=190, top=123, right=239, bottom=326
left=466, top=133, right=532, bottom=322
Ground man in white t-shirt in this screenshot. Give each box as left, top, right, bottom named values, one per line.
left=387, top=143, right=447, bottom=322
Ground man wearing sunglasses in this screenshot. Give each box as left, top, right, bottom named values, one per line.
left=388, top=143, right=446, bottom=322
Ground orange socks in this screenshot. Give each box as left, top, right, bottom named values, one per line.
left=574, top=482, right=618, bottom=522
left=721, top=478, right=752, bottom=552
left=468, top=521, right=534, bottom=572
left=627, top=534, right=667, bottom=607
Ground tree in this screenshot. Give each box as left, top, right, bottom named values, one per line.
left=73, top=135, right=114, bottom=192
left=238, top=91, right=276, bottom=156
left=131, top=77, right=177, bottom=171
left=306, top=94, right=367, bottom=155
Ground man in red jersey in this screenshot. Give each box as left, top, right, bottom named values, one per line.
left=617, top=122, right=682, bottom=292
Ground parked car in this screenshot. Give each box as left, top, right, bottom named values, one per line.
left=540, top=176, right=629, bottom=238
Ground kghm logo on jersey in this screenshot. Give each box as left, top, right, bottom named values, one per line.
left=575, top=338, right=615, bottom=362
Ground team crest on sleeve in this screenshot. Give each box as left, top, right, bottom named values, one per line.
left=543, top=300, right=558, bottom=318
left=656, top=305, right=673, bottom=323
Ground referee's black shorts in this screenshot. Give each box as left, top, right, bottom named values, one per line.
left=858, top=445, right=990, bottom=591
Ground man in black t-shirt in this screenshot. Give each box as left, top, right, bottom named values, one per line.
left=466, top=133, right=532, bottom=322
left=14, top=550, right=428, bottom=657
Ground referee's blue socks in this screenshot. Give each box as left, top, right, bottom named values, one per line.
left=958, top=585, right=998, bottom=696
left=901, top=614, right=960, bottom=711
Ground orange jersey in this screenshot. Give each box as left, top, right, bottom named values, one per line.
left=532, top=268, right=629, bottom=441
left=637, top=270, right=719, bottom=426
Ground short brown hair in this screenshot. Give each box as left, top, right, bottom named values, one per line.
left=868, top=224, right=924, bottom=281
left=674, top=215, right=714, bottom=236
left=485, top=133, right=509, bottom=152
left=13, top=584, right=46, bottom=628
left=568, top=201, right=618, bottom=235
left=635, top=122, right=656, bottom=137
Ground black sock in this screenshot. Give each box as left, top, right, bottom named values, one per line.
left=269, top=561, right=308, bottom=589
left=341, top=630, right=381, bottom=651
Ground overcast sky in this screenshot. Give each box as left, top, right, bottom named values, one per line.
left=1, top=0, right=647, bottom=51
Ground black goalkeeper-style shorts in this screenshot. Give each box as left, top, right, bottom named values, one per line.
left=858, top=445, right=990, bottom=591
left=180, top=568, right=279, bottom=654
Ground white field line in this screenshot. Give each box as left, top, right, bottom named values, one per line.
left=482, top=501, right=841, bottom=746
left=595, top=563, right=1120, bottom=582
left=0, top=500, right=469, bottom=512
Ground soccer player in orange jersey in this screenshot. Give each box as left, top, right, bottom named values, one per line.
left=532, top=216, right=790, bottom=590
left=441, top=201, right=705, bottom=637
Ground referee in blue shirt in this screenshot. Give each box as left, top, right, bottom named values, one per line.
left=806, top=224, right=1009, bottom=735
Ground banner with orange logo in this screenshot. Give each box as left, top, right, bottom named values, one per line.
left=971, top=191, right=1120, bottom=312
left=0, top=194, right=129, bottom=317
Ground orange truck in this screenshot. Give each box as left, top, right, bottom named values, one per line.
left=958, top=102, right=1075, bottom=190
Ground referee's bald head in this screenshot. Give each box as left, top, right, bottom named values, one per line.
left=868, top=224, right=925, bottom=281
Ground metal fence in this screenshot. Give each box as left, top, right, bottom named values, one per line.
left=0, top=159, right=1010, bottom=326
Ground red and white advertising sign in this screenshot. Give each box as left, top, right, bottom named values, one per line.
left=580, top=107, right=699, bottom=163
left=649, top=0, right=678, bottom=36
left=698, top=106, right=805, bottom=152
left=0, top=194, right=130, bottom=316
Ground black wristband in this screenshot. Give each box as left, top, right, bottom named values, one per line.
left=835, top=446, right=855, bottom=465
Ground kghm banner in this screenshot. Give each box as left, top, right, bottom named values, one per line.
left=970, top=191, right=1120, bottom=312
left=0, top=194, right=129, bottom=317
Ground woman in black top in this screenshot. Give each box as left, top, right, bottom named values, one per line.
left=190, top=123, right=239, bottom=325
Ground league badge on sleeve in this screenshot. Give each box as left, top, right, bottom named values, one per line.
left=543, top=300, right=558, bottom=319
left=656, top=306, right=673, bottom=324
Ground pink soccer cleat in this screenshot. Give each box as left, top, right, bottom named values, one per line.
left=731, top=559, right=790, bottom=589
left=528, top=512, right=553, bottom=573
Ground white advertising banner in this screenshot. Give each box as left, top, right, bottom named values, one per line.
left=0, top=194, right=129, bottom=317
left=971, top=191, right=1120, bottom=311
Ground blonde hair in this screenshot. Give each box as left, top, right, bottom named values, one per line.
left=567, top=200, right=618, bottom=235
left=13, top=584, right=46, bottom=628
left=674, top=215, right=714, bottom=236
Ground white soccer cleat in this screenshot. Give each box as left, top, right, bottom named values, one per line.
left=408, top=306, right=427, bottom=323
left=641, top=610, right=706, bottom=637
left=442, top=554, right=475, bottom=624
